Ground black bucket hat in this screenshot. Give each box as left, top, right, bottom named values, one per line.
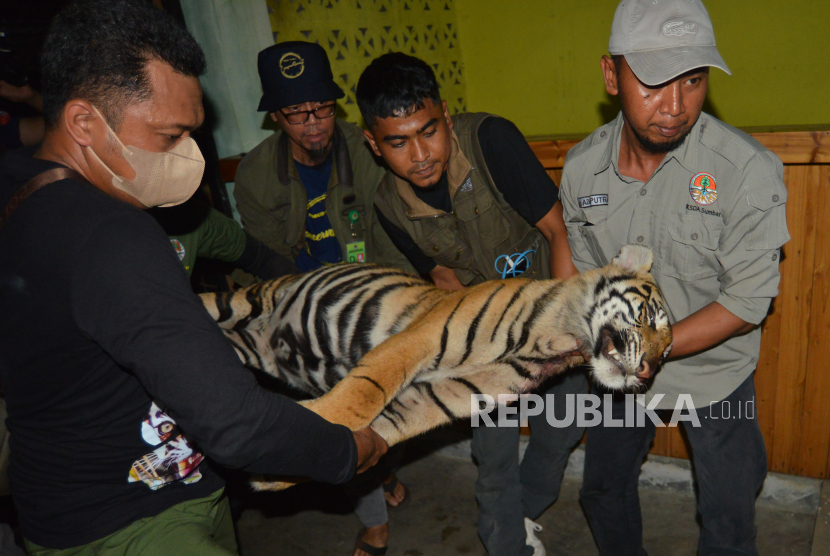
left=256, top=41, right=345, bottom=112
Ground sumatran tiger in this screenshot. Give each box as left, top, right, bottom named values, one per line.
left=200, top=244, right=672, bottom=490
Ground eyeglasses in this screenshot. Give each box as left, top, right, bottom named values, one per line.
left=279, top=103, right=336, bottom=125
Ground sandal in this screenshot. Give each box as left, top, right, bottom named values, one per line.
left=382, top=474, right=411, bottom=509
left=354, top=527, right=388, bottom=556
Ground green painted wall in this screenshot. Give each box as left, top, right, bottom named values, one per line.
left=455, top=0, right=830, bottom=137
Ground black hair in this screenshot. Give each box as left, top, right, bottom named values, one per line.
left=40, top=0, right=206, bottom=130
left=612, top=55, right=624, bottom=79
left=356, top=52, right=441, bottom=127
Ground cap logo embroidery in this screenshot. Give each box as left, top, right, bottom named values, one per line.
left=690, top=172, right=717, bottom=206
left=662, top=21, right=697, bottom=37
left=279, top=52, right=305, bottom=79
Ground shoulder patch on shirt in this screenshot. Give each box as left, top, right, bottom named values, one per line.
left=170, top=239, right=186, bottom=261
left=578, top=194, right=609, bottom=208
left=690, top=173, right=717, bottom=206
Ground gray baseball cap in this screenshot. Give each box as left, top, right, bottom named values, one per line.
left=609, top=0, right=731, bottom=86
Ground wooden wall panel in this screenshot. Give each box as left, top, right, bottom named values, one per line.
left=525, top=130, right=830, bottom=479
left=669, top=426, right=690, bottom=460
left=749, top=130, right=830, bottom=164
left=799, top=166, right=830, bottom=478
left=547, top=169, right=563, bottom=187
left=651, top=426, right=670, bottom=456
left=755, top=277, right=782, bottom=464
left=771, top=166, right=817, bottom=475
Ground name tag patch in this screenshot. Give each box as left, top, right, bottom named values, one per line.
left=578, top=194, right=608, bottom=208
left=686, top=203, right=721, bottom=218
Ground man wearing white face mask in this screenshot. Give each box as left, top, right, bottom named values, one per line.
left=0, top=1, right=388, bottom=554
left=84, top=104, right=206, bottom=208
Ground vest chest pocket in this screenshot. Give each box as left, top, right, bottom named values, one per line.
left=662, top=213, right=723, bottom=281
left=453, top=187, right=509, bottom=249
left=415, top=220, right=474, bottom=270
left=267, top=201, right=292, bottom=217
left=265, top=201, right=302, bottom=247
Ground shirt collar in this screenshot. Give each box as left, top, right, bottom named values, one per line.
left=595, top=112, right=625, bottom=175
left=445, top=130, right=472, bottom=196
left=596, top=111, right=706, bottom=178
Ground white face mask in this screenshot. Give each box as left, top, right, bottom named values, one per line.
left=86, top=106, right=205, bottom=208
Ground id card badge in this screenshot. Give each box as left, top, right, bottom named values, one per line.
left=346, top=241, right=366, bottom=263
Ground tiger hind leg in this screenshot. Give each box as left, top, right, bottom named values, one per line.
left=371, top=355, right=583, bottom=445
left=298, top=336, right=432, bottom=431
left=248, top=335, right=437, bottom=493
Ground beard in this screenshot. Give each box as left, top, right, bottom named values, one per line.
left=627, top=120, right=693, bottom=154
left=619, top=88, right=693, bottom=154
left=305, top=140, right=332, bottom=164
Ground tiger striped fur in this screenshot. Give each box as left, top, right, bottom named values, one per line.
left=200, top=244, right=672, bottom=490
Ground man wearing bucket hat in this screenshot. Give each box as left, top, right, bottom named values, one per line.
left=234, top=41, right=413, bottom=275
left=559, top=1, right=788, bottom=554
left=233, top=42, right=412, bottom=556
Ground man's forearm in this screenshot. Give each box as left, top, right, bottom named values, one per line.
left=429, top=265, right=465, bottom=291
left=537, top=201, right=579, bottom=280
left=236, top=232, right=299, bottom=279
left=667, top=301, right=754, bottom=360
left=548, top=231, right=578, bottom=280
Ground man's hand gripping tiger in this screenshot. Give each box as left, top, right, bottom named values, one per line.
left=200, top=244, right=672, bottom=490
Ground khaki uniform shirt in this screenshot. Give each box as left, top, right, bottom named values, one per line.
left=233, top=119, right=414, bottom=273
left=560, top=112, right=789, bottom=409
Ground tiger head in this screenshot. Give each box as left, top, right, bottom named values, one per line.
left=578, top=245, right=673, bottom=391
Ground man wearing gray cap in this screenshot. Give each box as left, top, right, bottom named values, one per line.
left=233, top=41, right=412, bottom=556
left=559, top=1, right=788, bottom=554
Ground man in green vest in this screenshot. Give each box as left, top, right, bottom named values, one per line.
left=234, top=41, right=413, bottom=274
left=233, top=41, right=412, bottom=556
left=357, top=52, right=587, bottom=556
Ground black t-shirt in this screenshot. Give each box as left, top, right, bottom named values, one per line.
left=0, top=151, right=357, bottom=548
left=375, top=116, right=560, bottom=275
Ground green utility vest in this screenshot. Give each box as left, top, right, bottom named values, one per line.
left=234, top=119, right=414, bottom=271
left=374, top=112, right=549, bottom=286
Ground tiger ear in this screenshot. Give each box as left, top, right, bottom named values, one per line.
left=613, top=245, right=654, bottom=274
